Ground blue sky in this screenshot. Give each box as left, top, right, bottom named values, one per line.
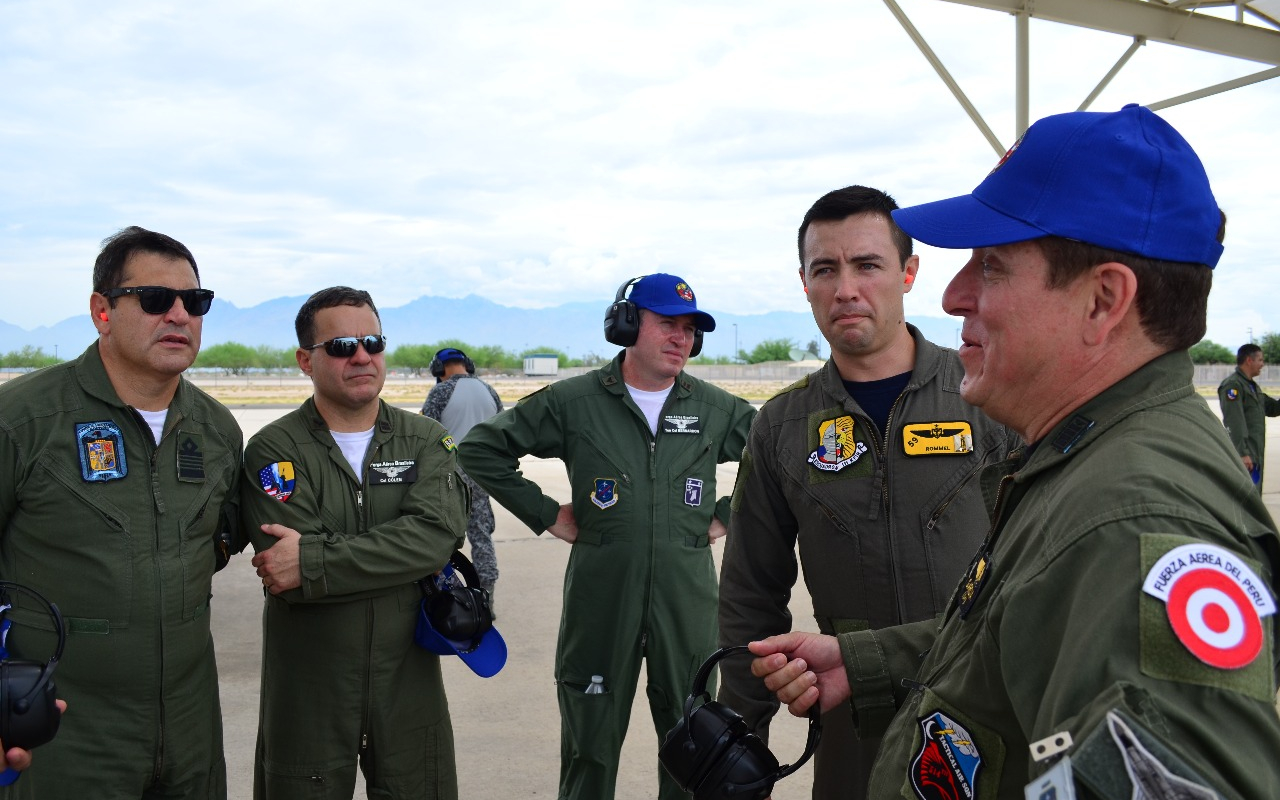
left=2, top=0, right=1276, bottom=348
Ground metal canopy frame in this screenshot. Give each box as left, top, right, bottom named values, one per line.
left=884, top=0, right=1280, bottom=155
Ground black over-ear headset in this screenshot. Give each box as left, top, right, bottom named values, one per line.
left=603, top=277, right=705, bottom=358
left=659, top=646, right=821, bottom=800
left=0, top=581, right=64, bottom=750
left=421, top=551, right=494, bottom=650
left=429, top=349, right=476, bottom=381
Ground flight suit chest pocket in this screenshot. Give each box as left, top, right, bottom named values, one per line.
left=571, top=436, right=634, bottom=545
left=31, top=451, right=134, bottom=627
left=666, top=439, right=715, bottom=544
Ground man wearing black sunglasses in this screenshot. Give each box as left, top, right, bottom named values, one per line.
left=241, top=286, right=468, bottom=799
left=0, top=226, right=245, bottom=798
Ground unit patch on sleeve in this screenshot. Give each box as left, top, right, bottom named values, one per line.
left=662, top=415, right=701, bottom=434
left=258, top=461, right=296, bottom=503
left=808, top=415, right=866, bottom=472
left=77, top=421, right=128, bottom=482
left=369, top=460, right=418, bottom=484
left=902, top=421, right=974, bottom=456
left=910, top=710, right=984, bottom=800
left=591, top=478, right=618, bottom=509
left=1224, top=388, right=1239, bottom=401
left=440, top=435, right=457, bottom=452
left=1142, top=541, right=1275, bottom=670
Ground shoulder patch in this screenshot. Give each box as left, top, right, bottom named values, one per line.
left=1140, top=534, right=1277, bottom=701
left=258, top=461, right=296, bottom=503
left=1224, top=387, right=1239, bottom=401
left=440, top=435, right=457, bottom=452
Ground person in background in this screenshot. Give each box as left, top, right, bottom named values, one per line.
left=1218, top=342, right=1280, bottom=491
left=422, top=347, right=503, bottom=599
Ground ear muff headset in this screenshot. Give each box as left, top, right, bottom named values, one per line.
left=659, top=646, right=820, bottom=800
left=421, top=552, right=493, bottom=650
left=429, top=349, right=476, bottom=381
left=0, top=581, right=64, bottom=751
left=603, top=277, right=705, bottom=358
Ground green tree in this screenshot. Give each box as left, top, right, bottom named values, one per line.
left=0, top=346, right=60, bottom=368
left=196, top=342, right=259, bottom=374
left=388, top=344, right=436, bottom=376
left=1188, top=340, right=1233, bottom=365
left=1260, top=332, right=1280, bottom=364
left=253, top=344, right=294, bottom=371
left=739, top=338, right=797, bottom=364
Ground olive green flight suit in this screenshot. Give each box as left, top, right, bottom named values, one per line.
left=458, top=353, right=755, bottom=800
left=0, top=343, right=242, bottom=800
left=1218, top=365, right=1280, bottom=491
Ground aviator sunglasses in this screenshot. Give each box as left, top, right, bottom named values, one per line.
left=101, top=286, right=215, bottom=316
left=303, top=335, right=388, bottom=358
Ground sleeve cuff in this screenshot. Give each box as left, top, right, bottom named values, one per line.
left=839, top=629, right=899, bottom=738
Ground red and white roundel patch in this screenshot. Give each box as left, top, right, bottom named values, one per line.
left=1144, top=543, right=1275, bottom=670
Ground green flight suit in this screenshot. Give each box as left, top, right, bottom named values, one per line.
left=1218, top=365, right=1280, bottom=491
left=458, top=353, right=755, bottom=800
left=241, top=399, right=467, bottom=800
left=841, top=352, right=1280, bottom=799
left=0, top=343, right=242, bottom=800
left=718, top=328, right=1013, bottom=800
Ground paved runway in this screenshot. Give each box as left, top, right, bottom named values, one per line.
left=215, top=405, right=1280, bottom=799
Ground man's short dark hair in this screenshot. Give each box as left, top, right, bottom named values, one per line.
left=1238, top=343, right=1263, bottom=365
left=295, top=287, right=381, bottom=348
left=1034, top=237, right=1213, bottom=353
left=93, top=226, right=199, bottom=301
left=797, top=186, right=913, bottom=269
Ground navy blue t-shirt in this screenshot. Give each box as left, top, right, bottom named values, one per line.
left=843, top=371, right=912, bottom=441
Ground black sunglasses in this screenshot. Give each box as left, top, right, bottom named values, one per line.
left=303, top=335, right=388, bottom=358
left=101, top=286, right=215, bottom=316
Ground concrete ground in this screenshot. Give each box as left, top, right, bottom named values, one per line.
left=214, top=407, right=1280, bottom=800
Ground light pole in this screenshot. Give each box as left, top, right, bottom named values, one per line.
left=733, top=324, right=738, bottom=363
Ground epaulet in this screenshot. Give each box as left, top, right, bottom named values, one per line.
left=517, top=385, right=551, bottom=404
left=772, top=373, right=810, bottom=398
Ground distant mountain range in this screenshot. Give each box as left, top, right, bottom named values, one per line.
left=0, top=294, right=963, bottom=361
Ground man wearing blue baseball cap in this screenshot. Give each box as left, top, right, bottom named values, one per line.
left=460, top=273, right=755, bottom=800
left=749, top=105, right=1280, bottom=798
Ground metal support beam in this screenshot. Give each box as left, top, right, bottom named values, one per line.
left=1016, top=10, right=1030, bottom=135
left=1079, top=36, right=1147, bottom=109
left=1146, top=63, right=1280, bottom=107
left=936, top=0, right=1280, bottom=65
left=882, top=0, right=1008, bottom=155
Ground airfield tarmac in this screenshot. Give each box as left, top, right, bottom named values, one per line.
left=213, top=405, right=1280, bottom=800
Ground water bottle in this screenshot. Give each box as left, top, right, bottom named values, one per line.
left=584, top=675, right=606, bottom=695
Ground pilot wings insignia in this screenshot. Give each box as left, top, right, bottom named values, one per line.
left=368, top=460, right=418, bottom=484
left=662, top=415, right=701, bottom=435
left=373, top=463, right=412, bottom=479
left=902, top=421, right=974, bottom=456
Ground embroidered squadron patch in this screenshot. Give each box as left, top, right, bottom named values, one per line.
left=1143, top=542, right=1276, bottom=669
left=441, top=435, right=457, bottom=451
left=910, top=710, right=983, bottom=800
left=591, top=478, right=618, bottom=509
left=662, top=415, right=701, bottom=434
left=902, top=421, right=974, bottom=456
left=77, top=421, right=127, bottom=482
left=369, top=460, right=417, bottom=484
left=808, top=415, right=866, bottom=472
left=258, top=461, right=296, bottom=503
left=684, top=477, right=702, bottom=507
left=1224, top=388, right=1239, bottom=401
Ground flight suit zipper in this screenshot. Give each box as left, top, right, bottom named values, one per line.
left=133, top=407, right=169, bottom=785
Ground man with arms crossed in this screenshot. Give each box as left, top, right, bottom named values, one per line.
left=751, top=105, right=1280, bottom=798
left=718, top=185, right=1010, bottom=799
left=0, top=226, right=241, bottom=798
left=243, top=287, right=467, bottom=799
left=459, top=274, right=755, bottom=800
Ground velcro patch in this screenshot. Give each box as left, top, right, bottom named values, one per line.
left=902, top=421, right=974, bottom=456
left=441, top=435, right=457, bottom=452
left=176, top=432, right=205, bottom=482
left=258, top=461, right=296, bottom=503
left=77, top=421, right=127, bottom=482
left=369, top=460, right=417, bottom=484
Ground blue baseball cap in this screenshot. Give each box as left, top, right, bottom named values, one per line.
left=892, top=104, right=1223, bottom=268
left=435, top=347, right=468, bottom=363
left=628, top=273, right=716, bottom=331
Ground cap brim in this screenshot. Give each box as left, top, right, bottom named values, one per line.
left=892, top=194, right=1048, bottom=250
left=415, top=605, right=509, bottom=678
left=638, top=306, right=716, bottom=332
